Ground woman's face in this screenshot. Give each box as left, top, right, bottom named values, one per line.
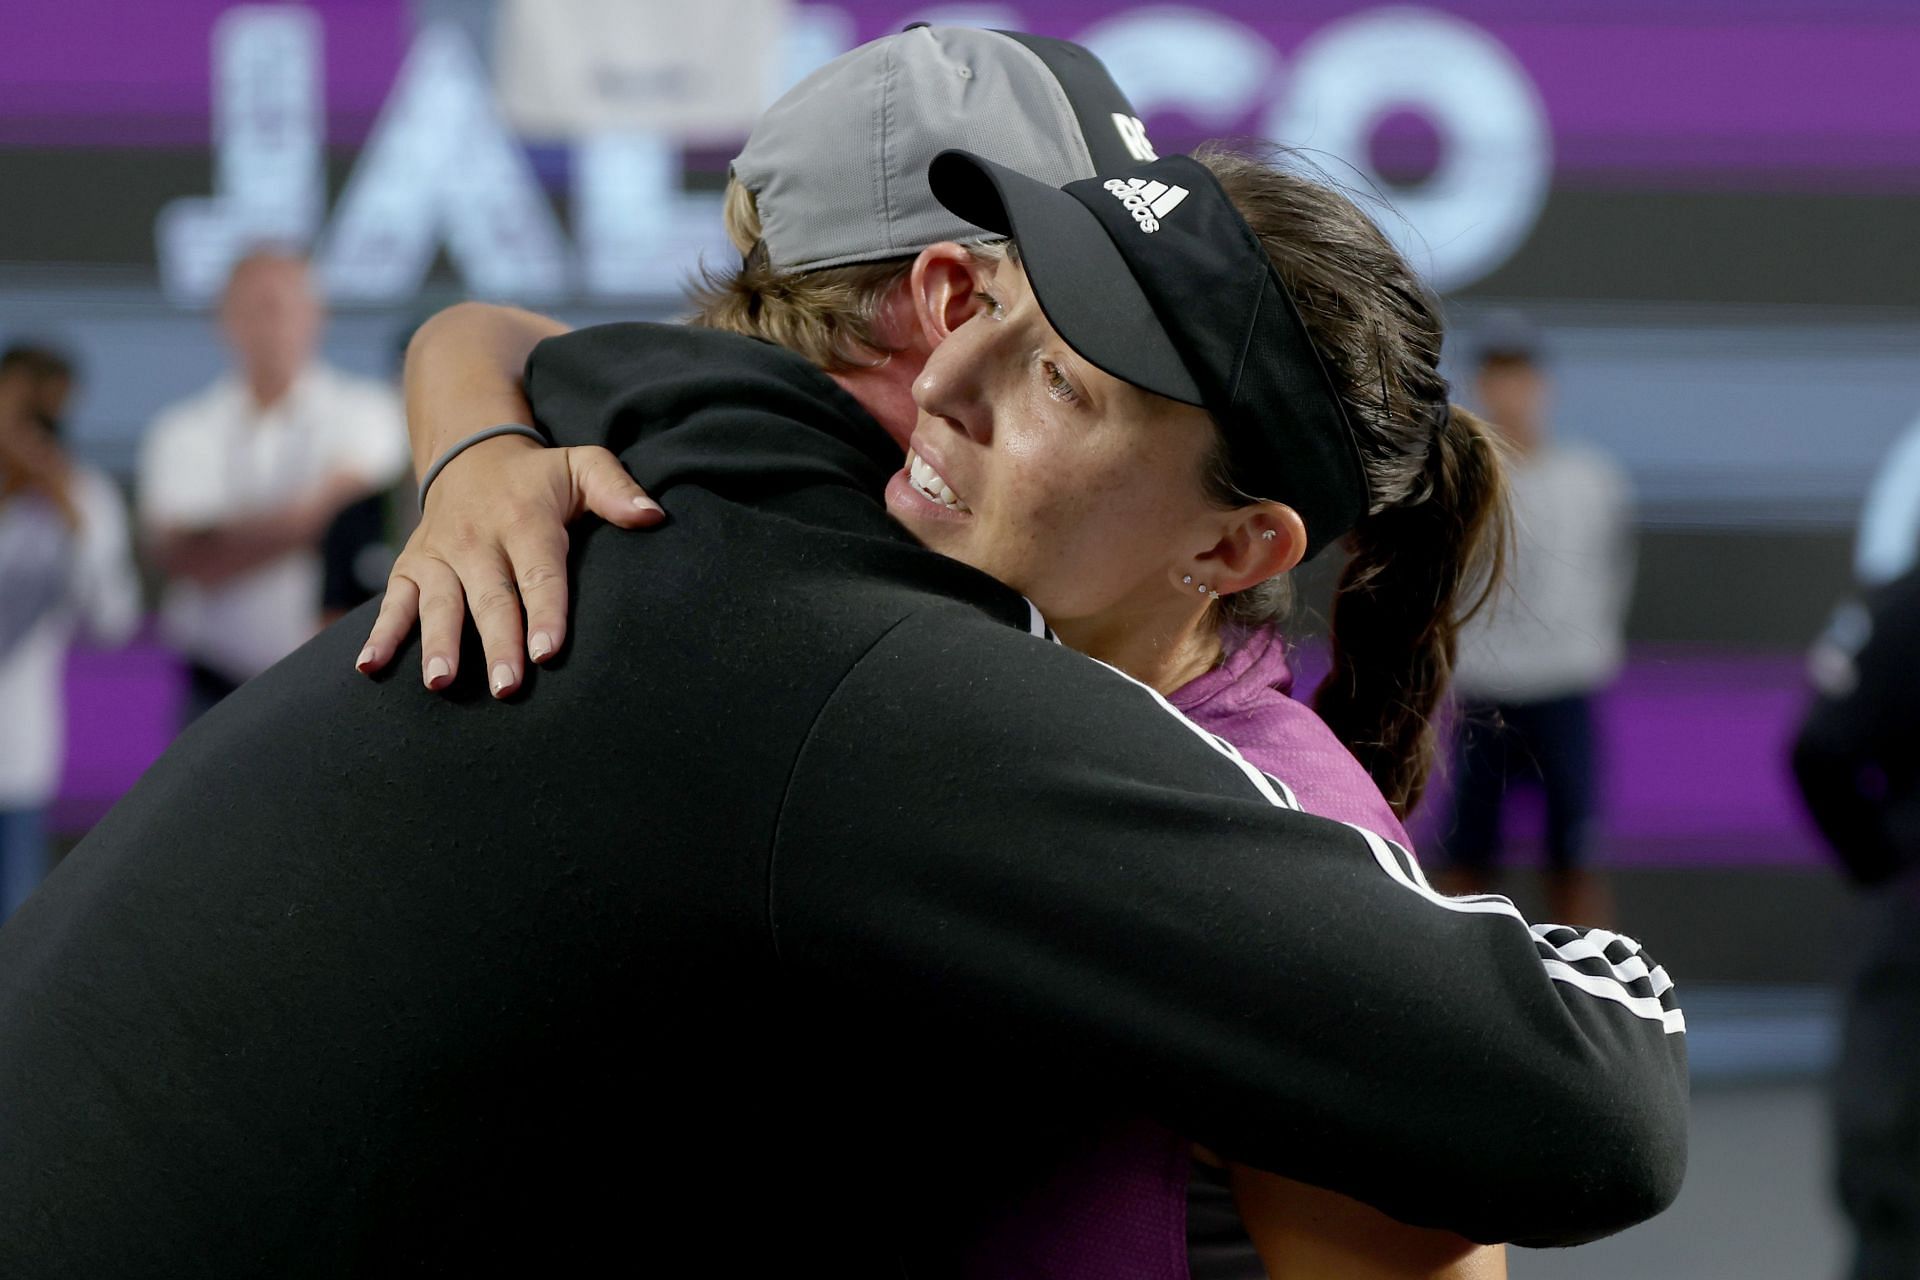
left=886, top=255, right=1223, bottom=622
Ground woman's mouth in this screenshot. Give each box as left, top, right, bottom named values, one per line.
left=906, top=449, right=972, bottom=513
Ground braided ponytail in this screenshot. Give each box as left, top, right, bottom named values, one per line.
left=1313, top=406, right=1507, bottom=818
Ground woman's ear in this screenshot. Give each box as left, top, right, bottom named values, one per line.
left=1188, top=502, right=1308, bottom=595
left=907, top=242, right=989, bottom=352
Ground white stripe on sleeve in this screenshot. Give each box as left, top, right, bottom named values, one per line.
left=1091, top=657, right=1300, bottom=811
left=1352, top=825, right=1683, bottom=1034
left=1532, top=927, right=1674, bottom=997
left=1064, top=623, right=1687, bottom=1037
left=1542, top=959, right=1688, bottom=1034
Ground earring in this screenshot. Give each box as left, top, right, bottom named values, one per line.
left=1196, top=582, right=1209, bottom=594
left=1181, top=575, right=1193, bottom=585
left=1207, top=589, right=1222, bottom=601
left=1261, top=530, right=1276, bottom=541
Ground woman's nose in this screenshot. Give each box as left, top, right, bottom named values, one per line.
left=914, top=347, right=992, bottom=443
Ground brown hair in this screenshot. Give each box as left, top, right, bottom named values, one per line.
left=0, top=343, right=75, bottom=385
left=1195, top=143, right=1508, bottom=819
left=686, top=178, right=916, bottom=372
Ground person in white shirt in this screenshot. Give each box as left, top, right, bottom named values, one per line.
left=0, top=346, right=139, bottom=918
left=1440, top=315, right=1634, bottom=927
left=138, top=250, right=407, bottom=721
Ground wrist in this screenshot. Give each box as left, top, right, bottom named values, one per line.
left=418, top=424, right=549, bottom=512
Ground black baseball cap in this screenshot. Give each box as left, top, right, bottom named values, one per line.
left=928, top=149, right=1370, bottom=558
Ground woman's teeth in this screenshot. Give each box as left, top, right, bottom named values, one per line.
left=907, top=450, right=971, bottom=513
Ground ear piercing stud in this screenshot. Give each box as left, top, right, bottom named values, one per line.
left=1261, top=530, right=1277, bottom=541
left=1182, top=575, right=1193, bottom=585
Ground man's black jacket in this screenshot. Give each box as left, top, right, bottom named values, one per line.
left=0, top=326, right=1687, bottom=1275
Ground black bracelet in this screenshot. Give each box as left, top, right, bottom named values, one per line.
left=417, top=424, right=548, bottom=509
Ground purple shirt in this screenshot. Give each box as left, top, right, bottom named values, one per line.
left=961, top=626, right=1416, bottom=1279
left=1170, top=625, right=1412, bottom=849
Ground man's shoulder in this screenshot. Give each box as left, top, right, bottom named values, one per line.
left=843, top=601, right=1119, bottom=709
left=534, top=323, right=864, bottom=422
left=550, top=322, right=812, bottom=371
left=528, top=321, right=899, bottom=481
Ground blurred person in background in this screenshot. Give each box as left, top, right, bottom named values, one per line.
left=1794, top=565, right=1920, bottom=1280
left=1439, top=314, right=1634, bottom=927
left=319, top=323, right=425, bottom=625
left=0, top=344, right=138, bottom=918
left=137, top=248, right=406, bottom=723
left=1853, top=408, right=1920, bottom=590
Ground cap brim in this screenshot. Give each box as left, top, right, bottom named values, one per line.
left=929, top=150, right=1202, bottom=406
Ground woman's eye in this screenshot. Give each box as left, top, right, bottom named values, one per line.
left=1042, top=360, right=1078, bottom=404
left=974, top=291, right=1005, bottom=319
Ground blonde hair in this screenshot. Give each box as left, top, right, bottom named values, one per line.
left=686, top=178, right=916, bottom=372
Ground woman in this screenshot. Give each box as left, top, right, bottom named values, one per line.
left=360, top=143, right=1509, bottom=1278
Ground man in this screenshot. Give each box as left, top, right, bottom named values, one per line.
left=139, top=249, right=407, bottom=721
left=1796, top=567, right=1920, bottom=1279
left=1442, top=313, right=1635, bottom=926
left=0, top=30, right=1684, bottom=1275
left=0, top=345, right=139, bottom=918
left=0, top=346, right=83, bottom=649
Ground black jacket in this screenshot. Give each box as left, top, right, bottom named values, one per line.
left=0, top=326, right=1687, bottom=1276
left=1794, top=569, right=1920, bottom=885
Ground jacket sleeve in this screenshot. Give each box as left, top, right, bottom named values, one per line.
left=769, top=608, right=1688, bottom=1248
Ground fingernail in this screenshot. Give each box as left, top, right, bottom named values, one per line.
left=491, top=662, right=514, bottom=696
left=631, top=495, right=663, bottom=513
left=355, top=644, right=377, bottom=671
left=529, top=631, right=553, bottom=662
left=425, top=656, right=450, bottom=688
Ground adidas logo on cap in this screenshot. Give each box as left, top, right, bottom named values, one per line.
left=1103, top=177, right=1189, bottom=233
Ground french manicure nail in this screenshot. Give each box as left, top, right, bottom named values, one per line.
left=491, top=662, right=514, bottom=695
left=529, top=631, right=553, bottom=661
left=425, top=656, right=450, bottom=687
left=355, top=644, right=377, bottom=670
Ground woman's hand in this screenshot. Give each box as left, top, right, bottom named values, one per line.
left=354, top=435, right=664, bottom=695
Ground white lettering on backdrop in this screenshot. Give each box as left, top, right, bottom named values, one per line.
left=155, top=6, right=325, bottom=301
left=1265, top=8, right=1550, bottom=291
left=156, top=3, right=1553, bottom=304
left=317, top=25, right=573, bottom=302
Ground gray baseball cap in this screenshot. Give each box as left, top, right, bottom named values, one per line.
left=731, top=26, right=1155, bottom=273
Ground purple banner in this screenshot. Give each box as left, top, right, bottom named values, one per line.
left=4, top=0, right=1919, bottom=186
left=0, top=0, right=407, bottom=146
